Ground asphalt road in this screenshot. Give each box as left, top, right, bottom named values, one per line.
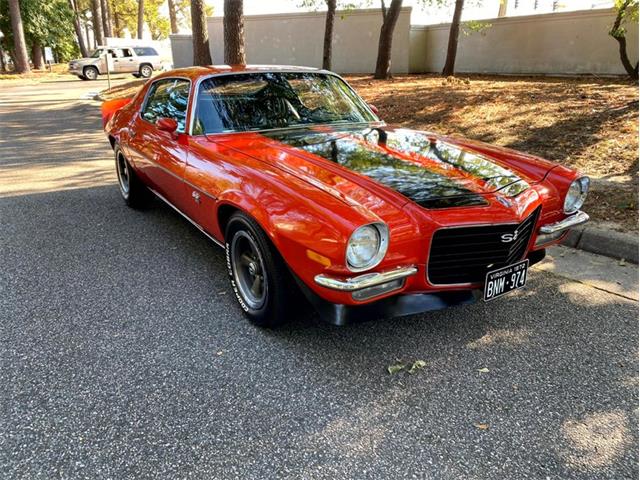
left=1, top=75, right=638, bottom=480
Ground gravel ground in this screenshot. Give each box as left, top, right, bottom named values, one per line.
left=0, top=76, right=638, bottom=480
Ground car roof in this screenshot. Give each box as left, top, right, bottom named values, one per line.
left=95, top=45, right=157, bottom=50
left=153, top=65, right=325, bottom=81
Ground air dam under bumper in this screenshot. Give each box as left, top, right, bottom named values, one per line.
left=300, top=250, right=547, bottom=325
left=301, top=285, right=482, bottom=326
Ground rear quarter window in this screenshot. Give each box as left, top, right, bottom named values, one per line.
left=133, top=47, right=158, bottom=56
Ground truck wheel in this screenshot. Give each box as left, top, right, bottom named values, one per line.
left=225, top=212, right=295, bottom=327
left=77, top=75, right=88, bottom=81
left=139, top=64, right=153, bottom=78
left=83, top=66, right=98, bottom=80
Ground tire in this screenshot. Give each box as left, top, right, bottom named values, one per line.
left=83, top=66, right=99, bottom=80
left=139, top=64, right=153, bottom=78
left=132, top=73, right=141, bottom=78
left=225, top=213, right=295, bottom=327
left=77, top=75, right=88, bottom=81
left=114, top=146, right=149, bottom=209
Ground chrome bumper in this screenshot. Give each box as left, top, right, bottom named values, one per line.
left=314, top=266, right=418, bottom=291
left=539, top=211, right=589, bottom=234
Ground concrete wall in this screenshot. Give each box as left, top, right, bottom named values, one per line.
left=170, top=7, right=638, bottom=76
left=206, top=8, right=411, bottom=74
left=410, top=8, right=639, bottom=75
left=169, top=34, right=196, bottom=68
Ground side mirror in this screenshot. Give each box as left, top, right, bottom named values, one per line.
left=368, top=104, right=379, bottom=116
left=157, top=117, right=178, bottom=133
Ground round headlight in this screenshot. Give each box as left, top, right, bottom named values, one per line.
left=346, top=223, right=388, bottom=271
left=564, top=177, right=590, bottom=214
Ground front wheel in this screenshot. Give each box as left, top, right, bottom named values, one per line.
left=83, top=66, right=98, bottom=80
left=225, top=213, right=295, bottom=327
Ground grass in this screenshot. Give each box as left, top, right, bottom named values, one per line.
left=101, top=74, right=639, bottom=232
left=0, top=63, right=70, bottom=80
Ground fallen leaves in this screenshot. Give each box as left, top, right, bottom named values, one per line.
left=387, top=359, right=427, bottom=375
left=477, top=367, right=490, bottom=374
left=474, top=423, right=490, bottom=430
left=347, top=74, right=638, bottom=232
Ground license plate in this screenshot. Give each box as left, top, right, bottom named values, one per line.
left=483, top=259, right=529, bottom=302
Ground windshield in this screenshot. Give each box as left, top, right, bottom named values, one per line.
left=90, top=49, right=104, bottom=58
left=193, top=72, right=378, bottom=134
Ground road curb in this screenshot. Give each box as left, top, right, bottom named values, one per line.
left=562, top=226, right=638, bottom=264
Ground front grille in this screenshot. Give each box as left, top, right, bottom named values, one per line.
left=427, top=207, right=540, bottom=285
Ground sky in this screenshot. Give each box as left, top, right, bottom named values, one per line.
left=206, top=0, right=614, bottom=25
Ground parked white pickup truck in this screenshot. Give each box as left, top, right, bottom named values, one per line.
left=68, top=46, right=164, bottom=80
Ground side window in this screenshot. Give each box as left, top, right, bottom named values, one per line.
left=141, top=79, right=191, bottom=133
left=134, top=47, right=158, bottom=56
left=121, top=48, right=133, bottom=57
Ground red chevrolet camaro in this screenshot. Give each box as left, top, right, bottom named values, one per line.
left=102, top=65, right=590, bottom=326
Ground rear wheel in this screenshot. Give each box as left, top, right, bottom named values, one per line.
left=225, top=213, right=295, bottom=327
left=114, top=146, right=149, bottom=208
left=83, top=66, right=98, bottom=80
left=139, top=64, right=153, bottom=78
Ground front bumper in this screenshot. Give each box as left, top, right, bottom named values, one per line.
left=535, top=210, right=589, bottom=246
left=539, top=210, right=589, bottom=234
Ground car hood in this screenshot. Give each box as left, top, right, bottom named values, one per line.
left=69, top=58, right=95, bottom=64
left=210, top=125, right=555, bottom=219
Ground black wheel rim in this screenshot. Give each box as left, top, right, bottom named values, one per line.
left=231, top=231, right=267, bottom=310
left=116, top=152, right=130, bottom=196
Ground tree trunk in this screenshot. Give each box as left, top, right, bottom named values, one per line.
left=442, top=0, right=464, bottom=76
left=85, top=20, right=93, bottom=50
left=610, top=0, right=639, bottom=80
left=8, top=0, right=30, bottom=73
left=91, top=0, right=104, bottom=45
left=113, top=3, right=122, bottom=37
left=168, top=0, right=179, bottom=34
left=191, top=0, right=212, bottom=66
left=322, top=0, right=336, bottom=70
left=31, top=42, right=44, bottom=69
left=137, top=0, right=145, bottom=39
left=374, top=0, right=403, bottom=79
left=223, top=0, right=245, bottom=64
left=0, top=46, right=6, bottom=72
left=69, top=0, right=89, bottom=57
left=101, top=0, right=112, bottom=38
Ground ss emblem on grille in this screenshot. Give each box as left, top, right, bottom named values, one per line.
left=501, top=229, right=519, bottom=243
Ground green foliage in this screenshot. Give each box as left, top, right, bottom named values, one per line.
left=462, top=19, right=492, bottom=36
left=0, top=0, right=78, bottom=61
left=610, top=0, right=638, bottom=38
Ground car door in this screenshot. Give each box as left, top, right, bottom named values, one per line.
left=128, top=78, right=191, bottom=210
left=115, top=48, right=136, bottom=73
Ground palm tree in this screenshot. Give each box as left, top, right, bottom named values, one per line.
left=8, top=0, right=30, bottom=73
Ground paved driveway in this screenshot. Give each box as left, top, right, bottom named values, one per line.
left=1, top=76, right=638, bottom=479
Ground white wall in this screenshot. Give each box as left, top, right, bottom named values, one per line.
left=410, top=8, right=639, bottom=75
left=170, top=7, right=638, bottom=76
left=206, top=8, right=412, bottom=74
left=169, top=34, right=195, bottom=68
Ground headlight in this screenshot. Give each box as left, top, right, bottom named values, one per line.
left=346, top=223, right=389, bottom=272
left=563, top=177, right=590, bottom=214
